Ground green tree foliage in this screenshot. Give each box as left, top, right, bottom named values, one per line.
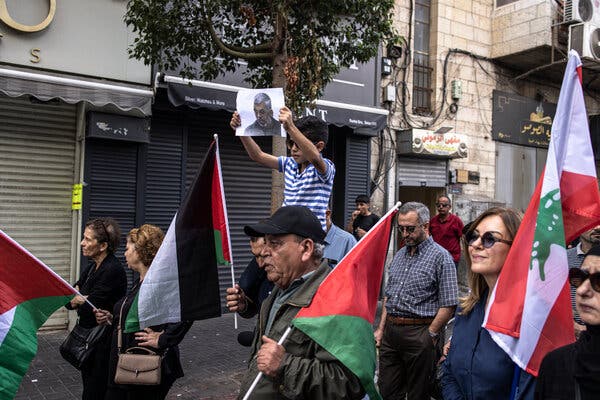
left=125, top=0, right=398, bottom=111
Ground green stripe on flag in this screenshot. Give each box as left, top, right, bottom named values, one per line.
left=0, top=295, right=72, bottom=399
left=213, top=229, right=229, bottom=266
left=124, top=292, right=141, bottom=333
left=294, top=315, right=381, bottom=400
left=530, top=189, right=565, bottom=280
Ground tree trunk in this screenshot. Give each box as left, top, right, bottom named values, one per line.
left=270, top=8, right=288, bottom=213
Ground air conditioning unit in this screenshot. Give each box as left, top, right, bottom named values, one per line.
left=564, top=0, right=598, bottom=24
left=569, top=23, right=600, bottom=62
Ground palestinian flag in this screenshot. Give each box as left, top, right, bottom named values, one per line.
left=125, top=137, right=226, bottom=332
left=484, top=50, right=600, bottom=376
left=292, top=204, right=399, bottom=400
left=0, top=229, right=75, bottom=399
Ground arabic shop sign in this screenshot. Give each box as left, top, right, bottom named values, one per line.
left=492, top=90, right=556, bottom=148
left=397, top=128, right=468, bottom=158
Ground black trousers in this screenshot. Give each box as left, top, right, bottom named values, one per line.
left=81, top=334, right=111, bottom=400
left=378, top=323, right=436, bottom=400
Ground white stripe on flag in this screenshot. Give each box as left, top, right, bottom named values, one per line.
left=138, top=217, right=181, bottom=328
left=0, top=306, right=16, bottom=348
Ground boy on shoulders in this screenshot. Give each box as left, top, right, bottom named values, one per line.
left=230, top=107, right=335, bottom=230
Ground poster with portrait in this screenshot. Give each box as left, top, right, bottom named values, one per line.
left=236, top=88, right=285, bottom=137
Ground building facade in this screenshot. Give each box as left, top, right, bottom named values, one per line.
left=375, top=0, right=600, bottom=224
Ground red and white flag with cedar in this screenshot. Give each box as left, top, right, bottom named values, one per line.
left=484, top=50, right=600, bottom=376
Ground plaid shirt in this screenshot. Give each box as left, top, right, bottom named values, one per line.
left=385, top=236, right=458, bottom=318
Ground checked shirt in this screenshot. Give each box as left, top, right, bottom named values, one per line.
left=385, top=236, right=458, bottom=318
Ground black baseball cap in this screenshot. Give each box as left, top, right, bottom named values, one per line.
left=244, top=206, right=327, bottom=244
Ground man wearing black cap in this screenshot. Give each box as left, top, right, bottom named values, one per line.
left=236, top=206, right=365, bottom=400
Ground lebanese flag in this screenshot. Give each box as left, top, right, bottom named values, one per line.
left=0, top=230, right=75, bottom=399
left=292, top=204, right=399, bottom=400
left=484, top=50, right=600, bottom=376
left=125, top=137, right=226, bottom=331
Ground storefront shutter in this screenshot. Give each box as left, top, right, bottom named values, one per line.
left=343, top=135, right=371, bottom=223
left=0, top=95, right=77, bottom=329
left=397, top=157, right=447, bottom=188
left=84, top=139, right=140, bottom=290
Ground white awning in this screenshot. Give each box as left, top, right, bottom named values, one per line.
left=0, top=68, right=153, bottom=116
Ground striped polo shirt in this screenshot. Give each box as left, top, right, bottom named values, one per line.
left=278, top=156, right=335, bottom=230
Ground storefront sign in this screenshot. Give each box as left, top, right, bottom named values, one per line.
left=397, top=128, right=468, bottom=158
left=492, top=90, right=556, bottom=148
left=87, top=112, right=150, bottom=143
left=0, top=0, right=56, bottom=33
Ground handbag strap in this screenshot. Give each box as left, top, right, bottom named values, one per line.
left=117, top=298, right=128, bottom=353
left=124, top=346, right=158, bottom=356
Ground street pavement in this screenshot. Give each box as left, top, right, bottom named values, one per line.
left=15, top=313, right=255, bottom=400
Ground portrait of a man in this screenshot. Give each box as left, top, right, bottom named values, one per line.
left=244, top=93, right=282, bottom=136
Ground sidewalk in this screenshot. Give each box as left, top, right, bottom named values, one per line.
left=15, top=314, right=255, bottom=400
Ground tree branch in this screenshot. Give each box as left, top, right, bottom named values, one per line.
left=205, top=17, right=273, bottom=59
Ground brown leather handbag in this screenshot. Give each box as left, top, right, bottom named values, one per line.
left=113, top=297, right=162, bottom=385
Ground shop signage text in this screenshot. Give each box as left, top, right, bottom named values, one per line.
left=0, top=0, right=56, bottom=34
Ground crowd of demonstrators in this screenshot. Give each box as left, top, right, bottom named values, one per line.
left=346, top=194, right=380, bottom=241
left=375, top=202, right=458, bottom=400
left=94, top=224, right=192, bottom=400
left=568, top=225, right=600, bottom=338
left=66, top=218, right=127, bottom=400
left=441, top=207, right=536, bottom=400
left=231, top=108, right=334, bottom=231
left=237, top=206, right=365, bottom=399
left=429, top=195, right=464, bottom=268
left=536, top=245, right=600, bottom=399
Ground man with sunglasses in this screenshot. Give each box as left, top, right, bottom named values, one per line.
left=237, top=206, right=365, bottom=399
left=375, top=202, right=458, bottom=400
left=429, top=195, right=464, bottom=268
left=568, top=225, right=600, bottom=338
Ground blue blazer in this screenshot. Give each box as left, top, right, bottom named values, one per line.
left=440, top=291, right=536, bottom=400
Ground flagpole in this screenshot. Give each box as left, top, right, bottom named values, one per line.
left=0, top=228, right=96, bottom=310
left=241, top=326, right=293, bottom=400
left=213, top=134, right=238, bottom=330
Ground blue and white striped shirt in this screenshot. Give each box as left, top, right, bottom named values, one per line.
left=278, top=156, right=335, bottom=231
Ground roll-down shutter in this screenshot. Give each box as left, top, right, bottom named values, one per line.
left=344, top=135, right=371, bottom=223
left=397, top=158, right=447, bottom=187
left=0, top=95, right=77, bottom=329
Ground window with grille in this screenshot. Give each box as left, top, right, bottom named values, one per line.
left=413, top=0, right=433, bottom=115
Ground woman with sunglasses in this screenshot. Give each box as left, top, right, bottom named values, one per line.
left=441, top=207, right=536, bottom=400
left=535, top=245, right=600, bottom=399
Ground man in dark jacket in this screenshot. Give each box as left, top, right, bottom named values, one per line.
left=237, top=206, right=365, bottom=400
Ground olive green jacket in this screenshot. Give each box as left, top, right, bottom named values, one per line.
left=238, top=262, right=365, bottom=400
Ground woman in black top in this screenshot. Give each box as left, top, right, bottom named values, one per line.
left=536, top=245, right=600, bottom=400
left=95, top=224, right=192, bottom=400
left=66, top=218, right=127, bottom=400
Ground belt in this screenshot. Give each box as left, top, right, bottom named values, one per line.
left=386, top=315, right=434, bottom=326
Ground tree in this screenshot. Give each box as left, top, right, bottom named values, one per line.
left=125, top=0, right=398, bottom=111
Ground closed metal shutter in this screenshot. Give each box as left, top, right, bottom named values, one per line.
left=397, top=157, right=447, bottom=187
left=186, top=112, right=272, bottom=303
left=84, top=139, right=140, bottom=290
left=144, top=112, right=185, bottom=231
left=344, top=135, right=371, bottom=223
left=0, top=95, right=77, bottom=329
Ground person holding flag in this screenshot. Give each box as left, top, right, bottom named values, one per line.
left=440, top=207, right=536, bottom=400
left=237, top=205, right=365, bottom=399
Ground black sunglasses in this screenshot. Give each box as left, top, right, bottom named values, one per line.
left=569, top=268, right=600, bottom=292
left=397, top=225, right=420, bottom=234
left=436, top=203, right=450, bottom=208
left=286, top=139, right=319, bottom=150
left=465, top=230, right=512, bottom=248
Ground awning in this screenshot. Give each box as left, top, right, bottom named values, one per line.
left=161, top=74, right=388, bottom=134
left=0, top=68, right=153, bottom=116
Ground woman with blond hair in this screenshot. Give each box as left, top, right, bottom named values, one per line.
left=95, top=224, right=192, bottom=400
left=441, top=207, right=536, bottom=400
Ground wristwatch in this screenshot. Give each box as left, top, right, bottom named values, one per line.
left=428, top=330, right=439, bottom=339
